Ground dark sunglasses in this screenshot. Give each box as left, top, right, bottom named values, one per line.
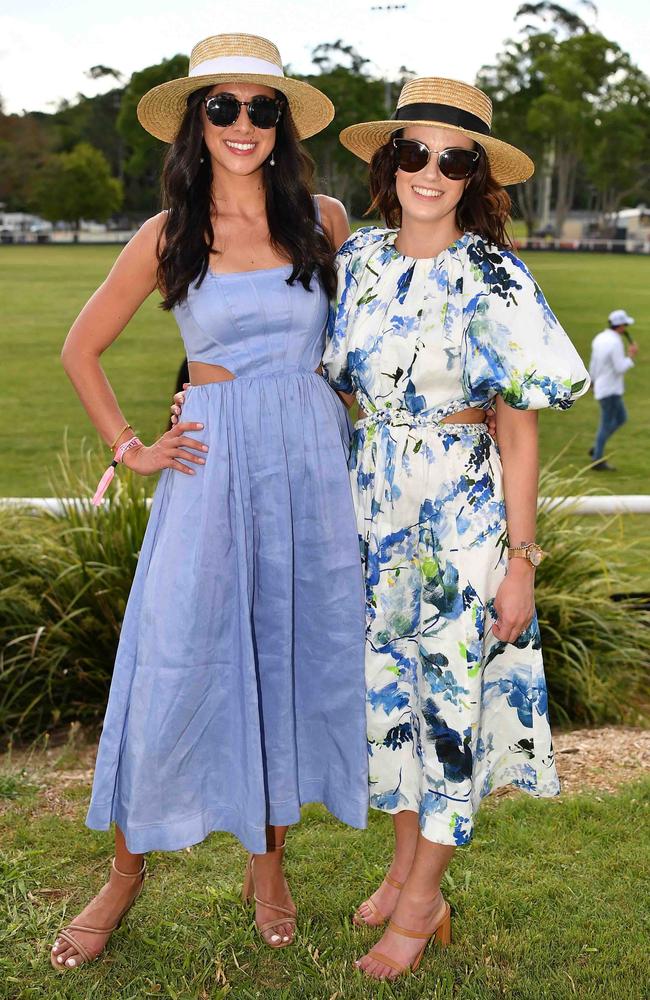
left=392, top=137, right=480, bottom=179
left=203, top=93, right=284, bottom=129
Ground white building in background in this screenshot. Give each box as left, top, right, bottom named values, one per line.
left=0, top=211, right=53, bottom=236
left=605, top=206, right=650, bottom=238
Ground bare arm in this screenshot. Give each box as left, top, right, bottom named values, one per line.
left=315, top=194, right=351, bottom=251
left=62, top=213, right=206, bottom=476
left=492, top=396, right=539, bottom=643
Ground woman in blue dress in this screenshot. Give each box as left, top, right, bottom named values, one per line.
left=50, top=32, right=368, bottom=971
left=323, top=77, right=590, bottom=979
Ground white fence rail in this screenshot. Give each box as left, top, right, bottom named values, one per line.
left=514, top=237, right=650, bottom=254
left=1, top=496, right=650, bottom=515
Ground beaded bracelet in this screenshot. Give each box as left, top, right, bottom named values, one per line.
left=92, top=435, right=143, bottom=507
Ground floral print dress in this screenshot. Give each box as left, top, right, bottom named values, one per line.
left=322, top=227, right=590, bottom=846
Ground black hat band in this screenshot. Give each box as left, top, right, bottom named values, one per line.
left=393, top=102, right=490, bottom=136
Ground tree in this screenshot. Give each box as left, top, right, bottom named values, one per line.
left=586, top=81, right=650, bottom=225
left=478, top=2, right=650, bottom=236
left=86, top=65, right=124, bottom=83
left=30, top=142, right=123, bottom=234
left=117, top=55, right=189, bottom=213
left=0, top=110, right=55, bottom=211
left=51, top=88, right=125, bottom=178
left=296, top=43, right=388, bottom=218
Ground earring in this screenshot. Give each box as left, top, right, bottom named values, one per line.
left=269, top=151, right=275, bottom=167
left=200, top=156, right=205, bottom=163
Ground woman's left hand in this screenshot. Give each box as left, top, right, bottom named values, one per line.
left=485, top=406, right=497, bottom=440
left=170, top=383, right=189, bottom=425
left=492, top=563, right=536, bottom=643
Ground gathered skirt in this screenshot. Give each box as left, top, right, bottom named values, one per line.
left=351, top=416, right=560, bottom=846
left=85, top=369, right=369, bottom=854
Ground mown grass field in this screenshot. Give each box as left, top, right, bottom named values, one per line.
left=1, top=244, right=649, bottom=498
left=1, top=734, right=648, bottom=1000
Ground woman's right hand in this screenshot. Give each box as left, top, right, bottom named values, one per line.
left=170, top=382, right=189, bottom=425
left=122, top=421, right=207, bottom=476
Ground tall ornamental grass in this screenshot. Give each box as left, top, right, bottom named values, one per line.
left=0, top=443, right=150, bottom=741
left=0, top=445, right=648, bottom=743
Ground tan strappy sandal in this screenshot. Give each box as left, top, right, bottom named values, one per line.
left=242, top=841, right=296, bottom=949
left=50, top=857, right=147, bottom=972
left=352, top=873, right=404, bottom=927
left=365, top=900, right=451, bottom=977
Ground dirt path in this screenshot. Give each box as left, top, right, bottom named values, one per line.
left=1, top=725, right=649, bottom=820
left=490, top=725, right=650, bottom=799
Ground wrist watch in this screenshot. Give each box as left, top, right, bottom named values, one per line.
left=507, top=541, right=546, bottom=567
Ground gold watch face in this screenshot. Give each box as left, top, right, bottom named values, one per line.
left=529, top=546, right=543, bottom=566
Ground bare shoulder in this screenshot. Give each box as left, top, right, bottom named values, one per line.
left=130, top=210, right=168, bottom=255
left=316, top=194, right=348, bottom=228
left=102, top=211, right=169, bottom=297
left=315, top=194, right=350, bottom=250
left=109, top=211, right=167, bottom=272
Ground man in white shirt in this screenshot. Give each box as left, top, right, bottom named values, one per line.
left=589, top=309, right=638, bottom=471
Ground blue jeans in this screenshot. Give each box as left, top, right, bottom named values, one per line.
left=593, top=394, right=627, bottom=461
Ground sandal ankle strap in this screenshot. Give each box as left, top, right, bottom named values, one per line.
left=251, top=840, right=286, bottom=858
left=112, top=856, right=147, bottom=879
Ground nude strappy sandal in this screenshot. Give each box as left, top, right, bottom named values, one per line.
left=242, top=841, right=296, bottom=949
left=352, top=873, right=404, bottom=927
left=365, top=900, right=451, bottom=977
left=50, top=857, right=147, bottom=972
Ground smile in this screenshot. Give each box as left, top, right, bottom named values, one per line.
left=224, top=140, right=257, bottom=153
left=412, top=186, right=443, bottom=199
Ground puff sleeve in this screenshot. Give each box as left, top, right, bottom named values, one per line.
left=322, top=227, right=387, bottom=393
left=461, top=240, right=590, bottom=410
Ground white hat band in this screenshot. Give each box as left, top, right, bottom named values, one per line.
left=189, top=55, right=285, bottom=78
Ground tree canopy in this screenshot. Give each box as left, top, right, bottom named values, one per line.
left=30, top=142, right=123, bottom=229
left=1, top=3, right=648, bottom=234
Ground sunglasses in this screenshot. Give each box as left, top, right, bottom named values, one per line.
left=203, top=93, right=284, bottom=129
left=392, top=138, right=480, bottom=179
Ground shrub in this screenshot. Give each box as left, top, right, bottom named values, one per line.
left=535, top=461, right=649, bottom=725
left=0, top=445, right=648, bottom=743
left=0, top=442, right=150, bottom=741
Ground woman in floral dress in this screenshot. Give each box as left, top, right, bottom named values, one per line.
left=323, top=77, right=590, bottom=980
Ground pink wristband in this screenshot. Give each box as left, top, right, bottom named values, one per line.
left=92, top=436, right=143, bottom=506
left=114, top=435, right=142, bottom=463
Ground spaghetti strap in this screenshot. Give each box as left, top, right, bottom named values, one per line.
left=313, top=194, right=322, bottom=228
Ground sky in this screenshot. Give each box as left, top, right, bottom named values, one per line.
left=1, top=0, right=649, bottom=115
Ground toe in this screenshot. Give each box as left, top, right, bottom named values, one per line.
left=54, top=944, right=73, bottom=965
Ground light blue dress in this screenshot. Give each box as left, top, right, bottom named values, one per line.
left=85, top=225, right=369, bottom=855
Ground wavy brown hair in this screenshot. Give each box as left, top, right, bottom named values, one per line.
left=366, top=133, right=513, bottom=248
left=157, top=86, right=336, bottom=310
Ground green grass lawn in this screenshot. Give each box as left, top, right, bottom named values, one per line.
left=1, top=738, right=648, bottom=1000
left=1, top=244, right=648, bottom=497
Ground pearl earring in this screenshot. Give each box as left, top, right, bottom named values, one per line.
left=270, top=151, right=275, bottom=167
left=200, top=156, right=205, bottom=163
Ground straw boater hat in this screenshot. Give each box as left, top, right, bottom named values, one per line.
left=137, top=33, right=334, bottom=142
left=339, top=77, right=534, bottom=186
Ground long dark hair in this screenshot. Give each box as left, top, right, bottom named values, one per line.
left=157, top=87, right=336, bottom=309
left=366, top=133, right=513, bottom=249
